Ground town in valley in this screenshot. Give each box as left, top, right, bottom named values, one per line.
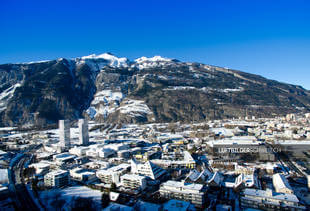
left=1, top=113, right=310, bottom=210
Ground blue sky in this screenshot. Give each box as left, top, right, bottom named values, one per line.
left=1, top=0, right=310, bottom=89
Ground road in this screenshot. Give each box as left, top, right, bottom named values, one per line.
left=8, top=153, right=40, bottom=211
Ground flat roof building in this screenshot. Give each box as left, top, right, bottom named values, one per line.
left=273, top=173, right=293, bottom=194
left=121, top=174, right=147, bottom=191
left=59, top=120, right=70, bottom=149
left=151, top=151, right=196, bottom=170
left=78, top=119, right=89, bottom=146
left=240, top=188, right=305, bottom=210
left=69, top=167, right=96, bottom=183
left=159, top=180, right=206, bottom=208
left=96, top=163, right=130, bottom=185
left=44, top=170, right=69, bottom=188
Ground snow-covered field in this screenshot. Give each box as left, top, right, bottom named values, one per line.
left=87, top=90, right=124, bottom=119
left=118, top=99, right=153, bottom=117
left=40, top=186, right=102, bottom=210
left=91, top=90, right=123, bottom=106
left=0, top=83, right=21, bottom=112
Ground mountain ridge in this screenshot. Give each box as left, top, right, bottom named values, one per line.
left=11, top=53, right=308, bottom=91
left=0, top=53, right=309, bottom=127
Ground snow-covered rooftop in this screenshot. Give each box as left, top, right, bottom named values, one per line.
left=273, top=173, right=292, bottom=190
left=243, top=188, right=299, bottom=203
left=45, top=169, right=68, bottom=177
left=121, top=173, right=146, bottom=181
left=162, top=180, right=204, bottom=191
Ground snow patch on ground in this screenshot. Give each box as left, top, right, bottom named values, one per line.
left=0, top=83, right=21, bottom=112
left=92, top=90, right=123, bottom=105
left=117, top=99, right=153, bottom=118
left=0, top=127, right=17, bottom=131
left=163, top=86, right=244, bottom=93
left=221, top=87, right=244, bottom=93
left=164, top=86, right=196, bottom=91
left=86, top=107, right=97, bottom=119
left=86, top=90, right=124, bottom=119
left=157, top=75, right=168, bottom=80
left=40, top=186, right=102, bottom=210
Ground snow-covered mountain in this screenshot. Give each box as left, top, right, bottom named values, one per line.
left=78, top=53, right=129, bottom=69
left=0, top=53, right=309, bottom=127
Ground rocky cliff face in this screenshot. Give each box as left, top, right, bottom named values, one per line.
left=0, top=53, right=309, bottom=126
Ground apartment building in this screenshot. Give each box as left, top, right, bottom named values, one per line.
left=59, top=120, right=70, bottom=148
left=121, top=174, right=147, bottom=191
left=69, top=167, right=97, bottom=183
left=96, top=163, right=130, bottom=185
left=240, top=188, right=305, bottom=210
left=44, top=170, right=69, bottom=188
left=159, top=180, right=206, bottom=208
left=151, top=151, right=196, bottom=170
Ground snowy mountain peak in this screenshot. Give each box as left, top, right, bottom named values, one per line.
left=79, top=53, right=129, bottom=68
left=81, top=53, right=116, bottom=60
left=134, top=55, right=176, bottom=69
left=134, top=55, right=172, bottom=63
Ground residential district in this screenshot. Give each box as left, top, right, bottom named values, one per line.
left=1, top=113, right=310, bottom=210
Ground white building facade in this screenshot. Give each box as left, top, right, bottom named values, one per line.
left=78, top=119, right=89, bottom=146
left=159, top=180, right=206, bottom=208
left=121, top=174, right=147, bottom=191
left=44, top=170, right=69, bottom=188
left=59, top=120, right=70, bottom=148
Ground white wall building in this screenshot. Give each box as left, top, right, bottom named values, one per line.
left=96, top=163, right=130, bottom=185
left=240, top=188, right=305, bottom=210
left=234, top=173, right=259, bottom=189
left=44, top=170, right=69, bottom=188
left=78, top=119, right=89, bottom=146
left=80, top=144, right=116, bottom=158
left=69, top=146, right=89, bottom=156
left=104, top=143, right=129, bottom=151
left=53, top=153, right=76, bottom=164
left=69, top=167, right=96, bottom=183
left=151, top=151, right=196, bottom=170
left=59, top=120, right=70, bottom=148
left=131, top=159, right=166, bottom=180
left=29, top=161, right=52, bottom=175
left=159, top=180, right=206, bottom=208
left=121, top=174, right=147, bottom=191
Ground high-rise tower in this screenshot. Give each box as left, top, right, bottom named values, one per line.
left=78, top=119, right=89, bottom=146
left=59, top=120, right=70, bottom=148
